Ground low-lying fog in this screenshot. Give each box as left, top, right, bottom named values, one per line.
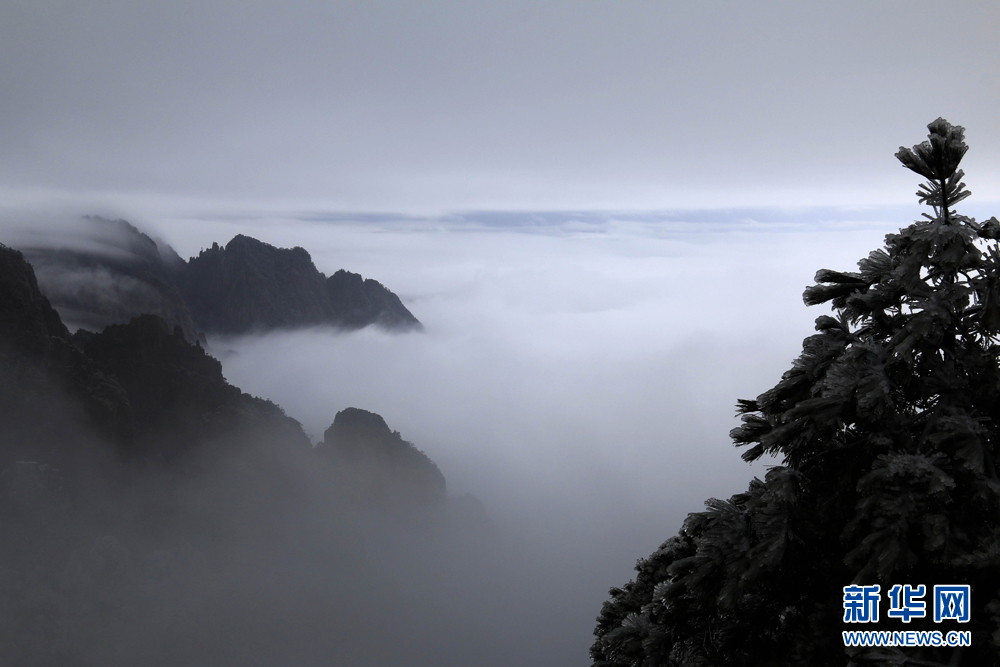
left=1, top=206, right=908, bottom=664
left=161, top=208, right=890, bottom=662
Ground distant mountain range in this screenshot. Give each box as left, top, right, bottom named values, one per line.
left=19, top=216, right=421, bottom=341
left=0, top=240, right=477, bottom=664
left=0, top=240, right=442, bottom=501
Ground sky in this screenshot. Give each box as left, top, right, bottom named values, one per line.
left=2, top=3, right=1000, bottom=664
left=0, top=1, right=998, bottom=214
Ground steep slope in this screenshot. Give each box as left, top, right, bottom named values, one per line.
left=74, top=315, right=310, bottom=466
left=0, top=242, right=133, bottom=467
left=0, top=241, right=71, bottom=356
left=1, top=237, right=433, bottom=496
left=15, top=216, right=421, bottom=337
left=317, top=407, right=447, bottom=506
left=179, top=235, right=336, bottom=333
left=22, top=217, right=199, bottom=341
left=180, top=234, right=422, bottom=333
left=0, top=244, right=494, bottom=667
left=326, top=268, right=423, bottom=330
left=2, top=239, right=310, bottom=471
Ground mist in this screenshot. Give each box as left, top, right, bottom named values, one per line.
left=153, top=207, right=899, bottom=661
left=0, top=204, right=912, bottom=664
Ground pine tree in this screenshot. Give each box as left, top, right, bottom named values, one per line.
left=591, top=119, right=1000, bottom=667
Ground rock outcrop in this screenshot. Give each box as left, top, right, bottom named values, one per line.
left=318, top=407, right=447, bottom=506
left=17, top=217, right=421, bottom=339
left=325, top=268, right=421, bottom=331
left=23, top=218, right=200, bottom=341
left=0, top=242, right=132, bottom=469
left=0, top=242, right=485, bottom=667
left=2, top=240, right=312, bottom=470
left=179, top=234, right=419, bottom=333
left=75, top=315, right=310, bottom=465
left=0, top=241, right=72, bottom=355
left=1, top=239, right=434, bottom=490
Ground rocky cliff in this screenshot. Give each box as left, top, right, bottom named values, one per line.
left=0, top=241, right=486, bottom=667
left=22, top=217, right=200, bottom=341
left=18, top=217, right=421, bottom=339
left=180, top=234, right=419, bottom=333
left=1, top=239, right=434, bottom=490
left=318, top=407, right=447, bottom=506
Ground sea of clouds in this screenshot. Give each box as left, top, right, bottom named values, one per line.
left=0, top=205, right=925, bottom=663
left=159, top=207, right=896, bottom=659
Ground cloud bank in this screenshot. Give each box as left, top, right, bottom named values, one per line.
left=0, top=205, right=950, bottom=663
left=173, top=209, right=898, bottom=660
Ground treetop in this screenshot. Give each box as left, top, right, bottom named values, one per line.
left=895, top=117, right=968, bottom=182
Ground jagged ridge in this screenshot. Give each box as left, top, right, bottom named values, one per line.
left=19, top=217, right=421, bottom=338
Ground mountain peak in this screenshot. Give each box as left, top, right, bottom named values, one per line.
left=324, top=407, right=393, bottom=443
left=12, top=217, right=422, bottom=337
left=320, top=407, right=446, bottom=504
left=0, top=243, right=71, bottom=356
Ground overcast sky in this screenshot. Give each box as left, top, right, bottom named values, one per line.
left=1, top=1, right=998, bottom=214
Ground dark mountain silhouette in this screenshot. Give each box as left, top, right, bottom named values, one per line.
left=19, top=216, right=421, bottom=339
left=0, top=241, right=131, bottom=469
left=0, top=238, right=71, bottom=355
left=22, top=217, right=200, bottom=341
left=179, top=234, right=421, bottom=334
left=73, top=315, right=311, bottom=466
left=0, top=241, right=464, bottom=666
left=0, top=239, right=439, bottom=501
left=1, top=240, right=307, bottom=465
left=326, top=267, right=421, bottom=330
left=318, top=407, right=447, bottom=506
